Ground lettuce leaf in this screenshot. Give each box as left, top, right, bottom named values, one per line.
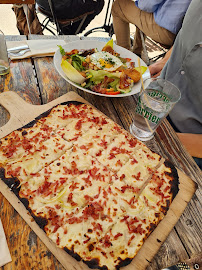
left=85, top=70, right=121, bottom=91
left=71, top=54, right=86, bottom=71
left=87, top=70, right=120, bottom=83
left=58, top=45, right=65, bottom=56
left=61, top=59, right=86, bottom=84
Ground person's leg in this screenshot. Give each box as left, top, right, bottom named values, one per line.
left=112, top=0, right=175, bottom=53
left=136, top=10, right=175, bottom=50
left=112, top=0, right=141, bottom=50
left=132, top=27, right=145, bottom=55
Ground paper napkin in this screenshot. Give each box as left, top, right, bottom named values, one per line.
left=7, top=39, right=66, bottom=60
left=0, top=218, right=12, bottom=267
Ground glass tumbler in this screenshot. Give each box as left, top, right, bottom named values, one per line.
left=0, top=30, right=10, bottom=75
left=130, top=78, right=181, bottom=141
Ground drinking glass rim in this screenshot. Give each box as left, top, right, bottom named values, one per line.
left=142, top=78, right=181, bottom=104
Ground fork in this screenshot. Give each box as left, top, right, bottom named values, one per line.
left=8, top=48, right=31, bottom=57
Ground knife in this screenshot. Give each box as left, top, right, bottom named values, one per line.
left=162, top=253, right=201, bottom=270
left=7, top=45, right=29, bottom=53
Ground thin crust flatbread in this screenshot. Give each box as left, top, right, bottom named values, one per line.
left=0, top=101, right=179, bottom=270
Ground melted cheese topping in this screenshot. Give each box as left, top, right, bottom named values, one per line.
left=4, top=134, right=72, bottom=181
left=139, top=163, right=173, bottom=212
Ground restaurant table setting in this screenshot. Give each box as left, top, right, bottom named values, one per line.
left=0, top=35, right=201, bottom=270
left=6, top=39, right=66, bottom=60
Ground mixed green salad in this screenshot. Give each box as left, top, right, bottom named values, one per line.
left=59, top=40, right=147, bottom=95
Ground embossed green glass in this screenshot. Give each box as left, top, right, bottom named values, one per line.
left=130, top=78, right=181, bottom=141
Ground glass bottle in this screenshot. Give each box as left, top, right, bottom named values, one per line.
left=0, top=30, right=10, bottom=75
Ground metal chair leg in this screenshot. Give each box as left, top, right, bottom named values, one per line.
left=22, top=4, right=32, bottom=34
left=139, top=29, right=150, bottom=65
left=47, top=0, right=62, bottom=34
left=75, top=14, right=88, bottom=35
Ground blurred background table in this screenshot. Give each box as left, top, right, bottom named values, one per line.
left=0, top=35, right=201, bottom=270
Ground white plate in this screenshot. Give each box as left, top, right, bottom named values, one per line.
left=54, top=40, right=151, bottom=97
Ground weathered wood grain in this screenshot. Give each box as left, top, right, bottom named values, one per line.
left=156, top=123, right=202, bottom=258
left=146, top=229, right=189, bottom=270
left=2, top=36, right=41, bottom=104
left=29, top=35, right=80, bottom=103
left=0, top=105, right=10, bottom=128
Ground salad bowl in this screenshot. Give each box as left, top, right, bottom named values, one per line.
left=54, top=40, right=150, bottom=97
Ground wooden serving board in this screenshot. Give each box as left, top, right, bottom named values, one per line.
left=0, top=91, right=197, bottom=270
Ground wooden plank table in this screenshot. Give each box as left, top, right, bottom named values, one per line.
left=0, top=35, right=201, bottom=270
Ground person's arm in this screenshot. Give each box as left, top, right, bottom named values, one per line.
left=149, top=46, right=173, bottom=77
left=177, top=133, right=202, bottom=158
left=135, top=0, right=164, bottom=13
